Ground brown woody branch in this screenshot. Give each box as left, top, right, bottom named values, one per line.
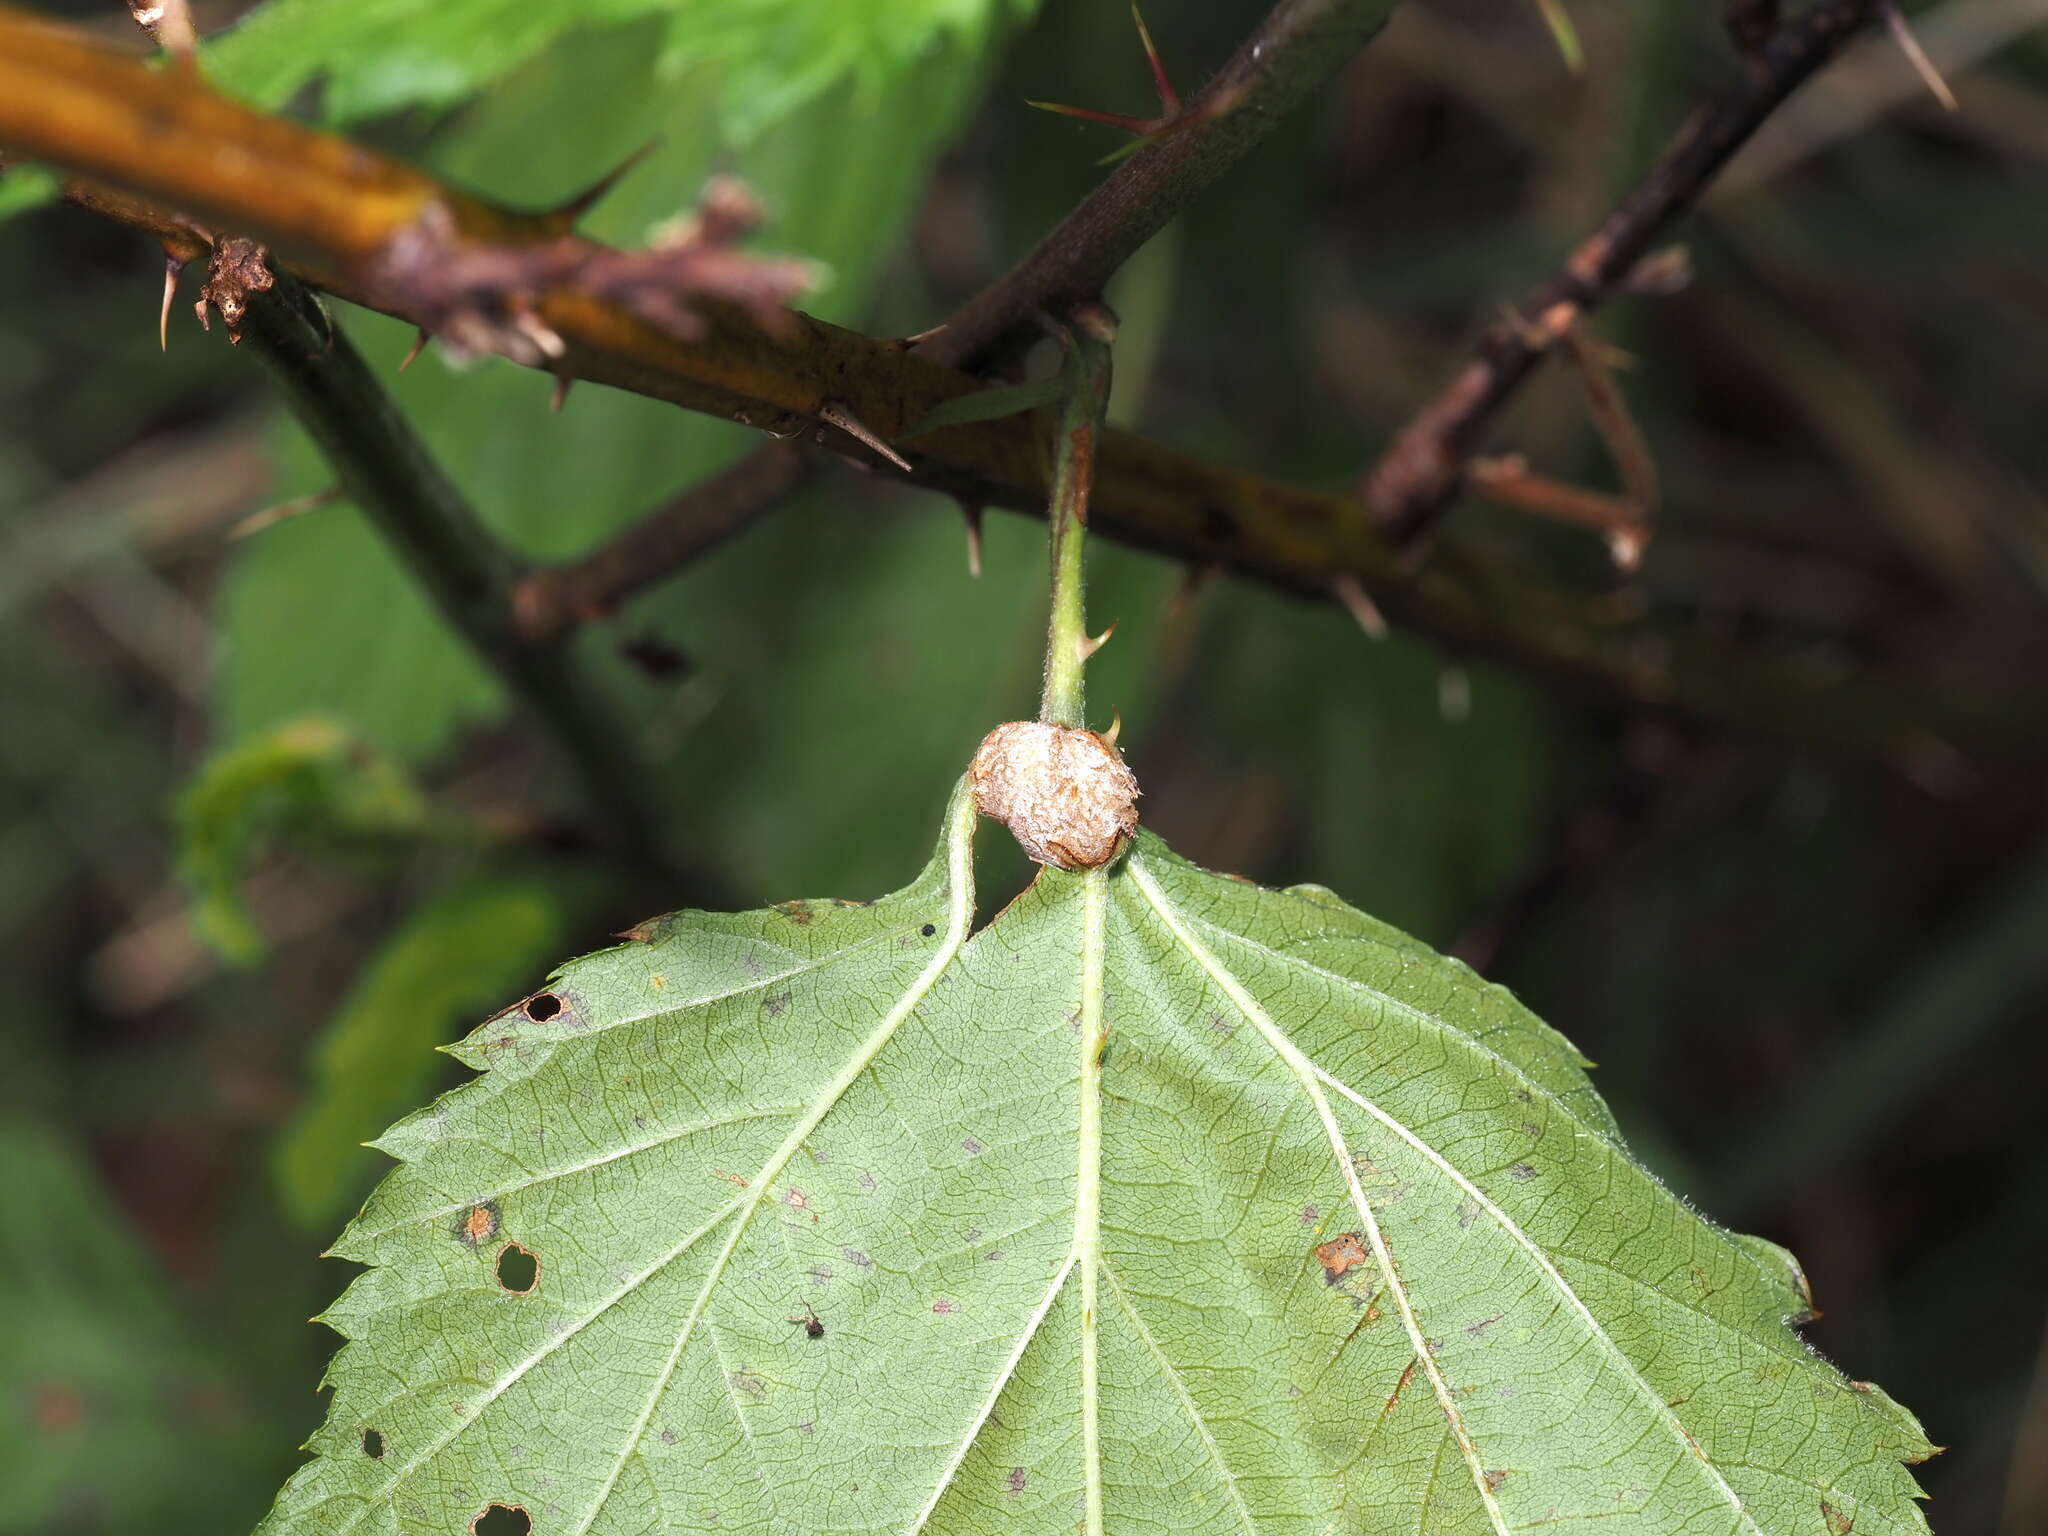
left=528, top=0, right=1397, bottom=634
left=0, top=2, right=2039, bottom=762
left=512, top=443, right=812, bottom=643
left=1363, top=0, right=1884, bottom=545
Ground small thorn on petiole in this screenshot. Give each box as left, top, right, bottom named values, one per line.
left=397, top=327, right=431, bottom=373
left=1104, top=710, right=1123, bottom=747
left=1331, top=573, right=1388, bottom=641
left=1082, top=619, right=1119, bottom=659
left=820, top=401, right=913, bottom=473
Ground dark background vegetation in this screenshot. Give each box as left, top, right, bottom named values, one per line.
left=3, top=1, right=2045, bottom=1532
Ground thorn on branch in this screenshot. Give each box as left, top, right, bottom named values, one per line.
left=1026, top=0, right=1246, bottom=160
left=550, top=373, right=574, bottom=414
left=159, top=253, right=186, bottom=351
left=366, top=179, right=814, bottom=368
left=538, top=139, right=661, bottom=234
left=231, top=485, right=342, bottom=540
left=959, top=502, right=985, bottom=578
left=818, top=401, right=912, bottom=473
left=194, top=237, right=273, bottom=345
left=1879, top=0, right=1958, bottom=112
left=1331, top=572, right=1389, bottom=641
left=397, top=327, right=431, bottom=373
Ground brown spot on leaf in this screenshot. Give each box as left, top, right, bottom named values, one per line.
left=1822, top=1500, right=1854, bottom=1535
left=1482, top=1469, right=1513, bottom=1494
left=1006, top=1467, right=1028, bottom=1496
left=932, top=1298, right=959, bottom=1315
left=777, top=900, right=815, bottom=926
left=1508, top=1162, right=1537, bottom=1181
left=783, top=1187, right=818, bottom=1221
left=454, top=1202, right=501, bottom=1249
left=1315, top=1232, right=1370, bottom=1284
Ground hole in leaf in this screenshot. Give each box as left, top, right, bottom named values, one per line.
left=469, top=1504, right=531, bottom=1536
left=360, top=1427, right=384, bottom=1458
left=495, top=1241, right=540, bottom=1294
left=523, top=992, right=563, bottom=1022
left=921, top=923, right=936, bottom=937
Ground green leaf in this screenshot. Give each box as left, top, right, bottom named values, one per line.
left=256, top=786, right=1930, bottom=1534
left=206, top=0, right=1039, bottom=139
left=0, top=1119, right=271, bottom=1535
left=901, top=376, right=1067, bottom=441
left=273, top=867, right=585, bottom=1232
left=176, top=717, right=436, bottom=964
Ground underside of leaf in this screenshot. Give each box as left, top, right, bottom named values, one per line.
left=258, top=779, right=1931, bottom=1535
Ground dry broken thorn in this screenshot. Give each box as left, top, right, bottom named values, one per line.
left=1880, top=0, right=1958, bottom=111
left=1332, top=571, right=1389, bottom=640
left=1560, top=319, right=1659, bottom=516
left=1466, top=455, right=1648, bottom=536
left=127, top=0, right=196, bottom=64
left=819, top=401, right=913, bottom=473
left=158, top=253, right=186, bottom=351
left=617, top=631, right=691, bottom=681
left=193, top=236, right=273, bottom=344
left=550, top=373, right=573, bottom=413
left=365, top=184, right=812, bottom=368
left=230, top=485, right=342, bottom=540
left=396, top=327, right=430, bottom=373
left=1623, top=245, right=1693, bottom=297
left=1364, top=0, right=1894, bottom=547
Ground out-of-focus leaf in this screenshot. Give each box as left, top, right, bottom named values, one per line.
left=0, top=1119, right=270, bottom=1535
left=0, top=165, right=56, bottom=222
left=207, top=0, right=1038, bottom=139
left=176, top=717, right=434, bottom=964
left=274, top=865, right=584, bottom=1231
left=902, top=375, right=1066, bottom=439
left=217, top=18, right=1003, bottom=768
left=256, top=785, right=1930, bottom=1535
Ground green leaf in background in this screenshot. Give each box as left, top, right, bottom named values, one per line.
left=255, top=786, right=1930, bottom=1535
left=207, top=0, right=1038, bottom=139
left=216, top=15, right=1009, bottom=770
left=273, top=866, right=584, bottom=1232
left=0, top=1119, right=270, bottom=1536
left=176, top=717, right=434, bottom=964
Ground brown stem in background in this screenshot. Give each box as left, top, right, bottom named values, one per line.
left=1362, top=0, right=1884, bottom=546
left=512, top=443, right=812, bottom=642
left=3, top=2, right=2041, bottom=762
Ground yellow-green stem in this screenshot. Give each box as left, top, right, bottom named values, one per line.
left=1039, top=308, right=1116, bottom=729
